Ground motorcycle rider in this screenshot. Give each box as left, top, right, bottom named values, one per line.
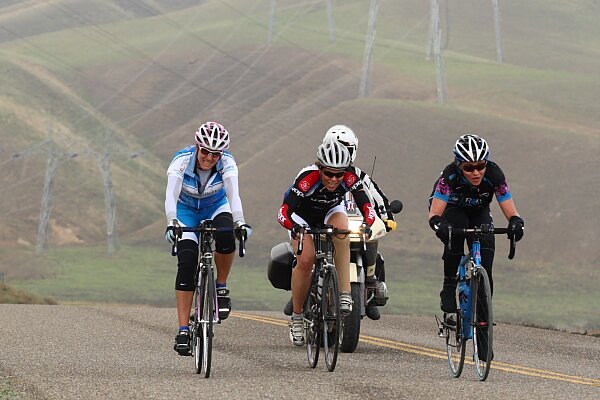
left=284, top=124, right=397, bottom=320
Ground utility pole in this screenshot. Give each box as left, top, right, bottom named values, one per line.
left=267, top=0, right=276, bottom=43
left=36, top=130, right=61, bottom=255
left=426, top=0, right=438, bottom=60
left=98, top=129, right=118, bottom=254
left=427, top=0, right=449, bottom=56
left=432, top=0, right=448, bottom=104
left=359, top=0, right=380, bottom=98
left=326, top=0, right=336, bottom=43
left=492, top=0, right=504, bottom=63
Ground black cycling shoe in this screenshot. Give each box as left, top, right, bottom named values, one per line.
left=217, top=287, right=231, bottom=320
left=174, top=330, right=191, bottom=356
left=283, top=297, right=293, bottom=316
left=440, top=284, right=457, bottom=313
left=365, top=305, right=381, bottom=320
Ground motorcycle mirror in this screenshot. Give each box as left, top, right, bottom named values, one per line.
left=389, top=200, right=403, bottom=214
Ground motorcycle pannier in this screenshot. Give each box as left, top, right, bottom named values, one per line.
left=267, top=242, right=295, bottom=290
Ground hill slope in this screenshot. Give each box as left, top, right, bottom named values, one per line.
left=0, top=1, right=598, bottom=274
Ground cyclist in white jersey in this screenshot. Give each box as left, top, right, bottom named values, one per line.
left=165, top=121, right=251, bottom=356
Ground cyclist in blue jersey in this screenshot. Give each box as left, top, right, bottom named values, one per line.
left=428, top=134, right=524, bottom=314
left=165, top=121, right=251, bottom=356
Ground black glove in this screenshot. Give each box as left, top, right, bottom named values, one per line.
left=360, top=223, right=372, bottom=240
left=429, top=215, right=450, bottom=244
left=508, top=216, right=524, bottom=242
left=290, top=224, right=304, bottom=240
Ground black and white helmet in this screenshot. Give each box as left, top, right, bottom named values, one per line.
left=453, top=134, right=489, bottom=162
left=317, top=138, right=352, bottom=169
left=195, top=121, right=230, bottom=151
left=323, top=125, right=358, bottom=162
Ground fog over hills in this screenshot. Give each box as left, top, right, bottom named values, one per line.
left=1, top=1, right=598, bottom=287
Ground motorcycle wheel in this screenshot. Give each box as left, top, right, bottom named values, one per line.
left=339, top=283, right=361, bottom=353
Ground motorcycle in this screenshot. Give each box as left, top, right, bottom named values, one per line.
left=339, top=194, right=403, bottom=353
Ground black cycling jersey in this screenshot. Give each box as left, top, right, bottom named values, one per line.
left=278, top=165, right=375, bottom=230
left=429, top=161, right=512, bottom=210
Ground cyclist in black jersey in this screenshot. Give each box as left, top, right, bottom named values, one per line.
left=428, top=134, right=525, bottom=313
left=278, top=138, right=376, bottom=346
left=282, top=125, right=398, bottom=320
left=323, top=125, right=397, bottom=320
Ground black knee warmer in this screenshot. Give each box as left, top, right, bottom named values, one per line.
left=175, top=239, right=198, bottom=291
left=213, top=212, right=236, bottom=254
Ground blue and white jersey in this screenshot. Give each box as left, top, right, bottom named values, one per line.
left=167, top=145, right=238, bottom=210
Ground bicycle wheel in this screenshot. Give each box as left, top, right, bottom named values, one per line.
left=305, top=285, right=321, bottom=369
left=194, top=267, right=207, bottom=374
left=200, top=265, right=215, bottom=378
left=322, top=265, right=340, bottom=372
left=472, top=266, right=493, bottom=381
left=446, top=282, right=466, bottom=378
left=339, top=282, right=361, bottom=353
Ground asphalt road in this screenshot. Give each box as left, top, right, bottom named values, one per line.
left=0, top=304, right=598, bottom=399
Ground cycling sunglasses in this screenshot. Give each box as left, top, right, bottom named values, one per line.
left=461, top=161, right=487, bottom=172
left=199, top=147, right=223, bottom=157
left=320, top=168, right=346, bottom=179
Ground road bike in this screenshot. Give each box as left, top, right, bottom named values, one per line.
left=436, top=224, right=516, bottom=381
left=295, top=225, right=352, bottom=372
left=172, top=220, right=246, bottom=378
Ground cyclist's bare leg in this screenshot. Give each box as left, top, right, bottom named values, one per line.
left=176, top=290, right=194, bottom=327
left=328, top=212, right=350, bottom=293
left=214, top=252, right=234, bottom=284
left=291, top=235, right=316, bottom=314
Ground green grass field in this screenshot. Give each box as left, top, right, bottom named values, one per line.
left=6, top=244, right=598, bottom=333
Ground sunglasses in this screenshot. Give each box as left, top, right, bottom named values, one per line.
left=321, top=168, right=346, bottom=179
left=199, top=147, right=223, bottom=157
left=461, top=162, right=487, bottom=172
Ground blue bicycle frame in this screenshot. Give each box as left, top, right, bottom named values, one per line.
left=457, top=240, right=483, bottom=340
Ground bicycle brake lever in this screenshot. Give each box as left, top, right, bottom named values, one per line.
left=297, top=231, right=305, bottom=256
left=238, top=235, right=246, bottom=258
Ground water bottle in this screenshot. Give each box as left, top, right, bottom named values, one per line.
left=316, top=271, right=323, bottom=300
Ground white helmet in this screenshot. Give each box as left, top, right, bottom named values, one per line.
left=195, top=121, right=230, bottom=151
left=453, top=134, right=489, bottom=162
left=317, top=138, right=352, bottom=169
left=323, top=125, right=358, bottom=162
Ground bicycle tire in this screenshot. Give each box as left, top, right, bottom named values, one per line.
left=305, top=284, right=320, bottom=369
left=194, top=266, right=207, bottom=375
left=322, top=264, right=340, bottom=372
left=472, top=266, right=493, bottom=381
left=339, top=282, right=361, bottom=353
left=446, top=280, right=466, bottom=378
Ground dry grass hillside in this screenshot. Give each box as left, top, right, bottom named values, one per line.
left=0, top=0, right=599, bottom=274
